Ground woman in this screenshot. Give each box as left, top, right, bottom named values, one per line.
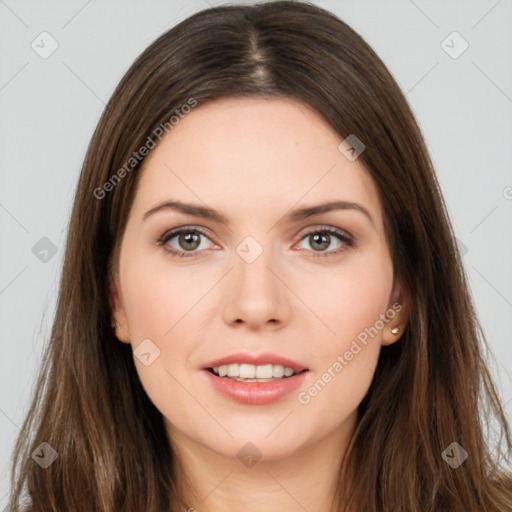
left=7, top=1, right=512, bottom=511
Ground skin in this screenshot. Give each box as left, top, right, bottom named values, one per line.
left=110, top=97, right=410, bottom=512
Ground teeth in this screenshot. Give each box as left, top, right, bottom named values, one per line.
left=212, top=363, right=298, bottom=379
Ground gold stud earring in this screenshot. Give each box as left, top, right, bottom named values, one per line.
left=390, top=326, right=400, bottom=335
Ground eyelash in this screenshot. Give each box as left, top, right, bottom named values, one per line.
left=155, top=225, right=355, bottom=259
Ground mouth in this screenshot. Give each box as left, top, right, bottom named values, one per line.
left=206, top=364, right=308, bottom=383
left=203, top=364, right=309, bottom=405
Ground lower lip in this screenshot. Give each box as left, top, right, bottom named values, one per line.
left=203, top=369, right=308, bottom=405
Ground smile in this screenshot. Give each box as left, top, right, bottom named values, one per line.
left=209, top=363, right=301, bottom=381
left=203, top=366, right=309, bottom=405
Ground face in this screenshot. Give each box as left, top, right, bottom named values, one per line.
left=110, top=97, right=409, bottom=461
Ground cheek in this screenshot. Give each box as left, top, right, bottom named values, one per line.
left=315, top=249, right=393, bottom=345
left=119, top=261, right=203, bottom=416
left=301, top=249, right=393, bottom=398
left=121, top=250, right=204, bottom=342
left=117, top=251, right=198, bottom=385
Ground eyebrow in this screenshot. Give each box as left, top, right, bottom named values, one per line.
left=143, top=199, right=374, bottom=227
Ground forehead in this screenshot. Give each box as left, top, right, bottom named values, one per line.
left=130, top=97, right=383, bottom=229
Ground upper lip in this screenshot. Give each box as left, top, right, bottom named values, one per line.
left=202, top=352, right=308, bottom=372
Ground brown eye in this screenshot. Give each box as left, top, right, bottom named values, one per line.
left=157, top=227, right=215, bottom=258
left=308, top=233, right=331, bottom=251
left=177, top=232, right=201, bottom=251
left=296, top=227, right=354, bottom=258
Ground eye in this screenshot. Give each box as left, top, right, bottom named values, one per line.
left=295, top=227, right=354, bottom=258
left=156, top=225, right=355, bottom=259
left=156, top=226, right=215, bottom=258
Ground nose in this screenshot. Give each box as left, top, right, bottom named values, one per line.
left=221, top=244, right=291, bottom=330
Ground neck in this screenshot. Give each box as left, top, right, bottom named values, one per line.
left=166, top=413, right=356, bottom=512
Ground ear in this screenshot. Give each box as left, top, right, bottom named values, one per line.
left=382, top=278, right=411, bottom=346
left=109, top=273, right=131, bottom=344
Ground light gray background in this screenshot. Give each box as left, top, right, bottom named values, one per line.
left=1, top=0, right=511, bottom=506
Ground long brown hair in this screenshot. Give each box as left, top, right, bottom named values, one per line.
left=7, top=2, right=512, bottom=510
